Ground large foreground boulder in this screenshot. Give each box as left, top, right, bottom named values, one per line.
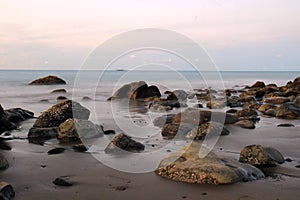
left=239, top=145, right=285, bottom=168
left=108, top=81, right=161, bottom=100
left=155, top=142, right=265, bottom=184
left=29, top=75, right=66, bottom=85
left=57, top=119, right=104, bottom=142
left=32, top=100, right=90, bottom=128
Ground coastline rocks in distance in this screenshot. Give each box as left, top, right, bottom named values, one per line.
left=105, top=133, right=145, bottom=154
left=0, top=153, right=9, bottom=170
left=155, top=142, right=265, bottom=185
left=186, top=121, right=230, bottom=140
left=32, top=100, right=90, bottom=128
left=108, top=81, right=161, bottom=100
left=58, top=119, right=104, bottom=142
left=239, top=145, right=285, bottom=168
left=29, top=75, right=66, bottom=85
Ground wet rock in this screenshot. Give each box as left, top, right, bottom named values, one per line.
left=161, top=123, right=195, bottom=139
left=58, top=119, right=103, bottom=142
left=193, top=103, right=203, bottom=108
left=264, top=109, right=277, bottom=117
left=292, top=77, right=300, bottom=88
left=29, top=75, right=66, bottom=85
left=226, top=109, right=238, bottom=114
left=28, top=127, right=58, bottom=141
left=166, top=90, right=188, bottom=101
left=0, top=182, right=15, bottom=200
left=152, top=114, right=175, bottom=128
left=32, top=100, right=90, bottom=128
left=0, top=140, right=11, bottom=151
left=258, top=103, right=277, bottom=113
left=51, top=89, right=67, bottom=94
left=39, top=99, right=49, bottom=103
left=234, top=120, right=255, bottom=129
left=48, top=147, right=66, bottom=155
left=0, top=154, right=9, bottom=170
left=239, top=145, right=284, bottom=167
left=105, top=133, right=145, bottom=153
left=108, top=81, right=161, bottom=100
left=186, top=121, right=230, bottom=140
left=251, top=81, right=265, bottom=89
left=57, top=96, right=67, bottom=101
left=155, top=142, right=265, bottom=184
left=276, top=102, right=300, bottom=119
left=4, top=108, right=34, bottom=123
left=236, top=108, right=257, bottom=118
left=82, top=96, right=93, bottom=101
left=277, top=123, right=294, bottom=127
left=206, top=100, right=226, bottom=109
left=294, top=96, right=300, bottom=107
left=53, top=177, right=72, bottom=186
left=103, top=130, right=116, bottom=135
left=263, top=97, right=290, bottom=104
left=72, top=144, right=88, bottom=152
left=238, top=96, right=256, bottom=104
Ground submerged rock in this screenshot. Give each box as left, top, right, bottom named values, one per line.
left=53, top=177, right=72, bottom=186
left=29, top=75, right=66, bottom=85
left=32, top=100, right=90, bottom=128
left=58, top=119, right=103, bottom=142
left=105, top=133, right=145, bottom=154
left=51, top=89, right=67, bottom=94
left=0, top=154, right=9, bottom=170
left=155, top=142, right=265, bottom=185
left=277, top=123, right=295, bottom=127
left=239, top=145, right=285, bottom=168
left=47, top=147, right=66, bottom=155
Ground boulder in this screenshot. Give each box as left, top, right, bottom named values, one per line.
left=105, top=133, right=145, bottom=154
left=29, top=75, right=66, bottom=85
left=258, top=103, right=277, bottom=113
left=4, top=108, right=34, bottom=123
left=0, top=182, right=15, bottom=200
left=250, top=81, right=265, bottom=88
left=166, top=90, right=188, bottom=101
left=108, top=81, right=161, bottom=100
left=294, top=96, right=300, bottom=107
left=0, top=154, right=9, bottom=170
left=51, top=89, right=67, bottom=94
left=263, top=97, right=290, bottom=104
left=28, top=127, right=58, bottom=141
left=57, top=119, right=104, bottom=142
left=161, top=123, right=195, bottom=139
left=152, top=114, right=175, bottom=128
left=239, top=145, right=285, bottom=167
left=276, top=102, right=300, bottom=119
left=234, top=120, right=255, bottom=129
left=155, top=142, right=265, bottom=184
left=186, top=121, right=230, bottom=140
left=32, top=100, right=90, bottom=128
left=236, top=108, right=257, bottom=118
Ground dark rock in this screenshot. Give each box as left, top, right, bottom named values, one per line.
left=239, top=145, right=285, bottom=167
left=53, top=177, right=72, bottom=186
left=251, top=81, right=265, bottom=88
left=28, top=127, right=58, bottom=141
left=166, top=90, right=188, bottom=101
left=105, top=133, right=145, bottom=153
left=0, top=154, right=9, bottom=170
left=0, top=182, right=15, bottom=200
left=29, top=75, right=66, bottom=85
left=161, top=123, right=195, bottom=139
left=47, top=147, right=66, bottom=155
left=32, top=100, right=90, bottom=128
left=0, top=105, right=17, bottom=134
left=226, top=109, right=238, bottom=114
left=285, top=158, right=292, bottom=162
left=58, top=119, right=103, bottom=143
left=72, top=144, right=88, bottom=152
left=39, top=99, right=49, bottom=103
left=152, top=114, right=175, bottom=128
left=277, top=123, right=294, bottom=127
left=51, top=89, right=67, bottom=94
left=276, top=102, right=300, bottom=119
left=193, top=103, right=203, bottom=108
left=263, top=97, right=290, bottom=104
left=238, top=96, right=256, bottom=103
left=236, top=108, right=257, bottom=118
left=295, top=165, right=300, bottom=168
left=115, top=185, right=128, bottom=191
left=4, top=108, right=34, bottom=123
left=294, top=96, right=300, bottom=107
left=258, top=103, right=277, bottom=113
left=147, top=100, right=187, bottom=112
left=186, top=121, right=230, bottom=140
left=264, top=109, right=277, bottom=117
left=82, top=96, right=93, bottom=101
left=57, top=96, right=67, bottom=101
left=234, top=120, right=255, bottom=129
left=104, top=130, right=116, bottom=135
left=0, top=140, right=11, bottom=150
left=155, top=142, right=265, bottom=184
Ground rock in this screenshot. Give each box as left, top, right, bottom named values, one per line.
left=109, top=81, right=161, bottom=100
left=193, top=103, right=203, bottom=108
left=277, top=123, right=294, bottom=127
left=155, top=142, right=265, bottom=184
left=236, top=108, right=257, bottom=118
left=105, top=133, right=145, bottom=154
left=72, top=144, right=88, bottom=152
left=0, top=105, right=18, bottom=134
left=238, top=96, right=256, bottom=103
left=263, top=97, right=290, bottom=104
left=29, top=75, right=66, bottom=85
left=234, top=120, right=255, bottom=129
left=0, top=182, right=15, bottom=200
left=57, top=96, right=68, bottom=101
left=57, top=119, right=103, bottom=142
left=0, top=140, right=11, bottom=151
left=292, top=77, right=300, bottom=88
left=53, top=177, right=72, bottom=186
left=166, top=90, right=188, bottom=101
left=264, top=109, right=277, bottom=117
left=39, top=99, right=49, bottom=103
left=82, top=96, right=93, bottom=101
left=28, top=127, right=58, bottom=141
left=161, top=123, right=195, bottom=139
left=103, top=130, right=116, bottom=135
left=51, top=89, right=67, bottom=94
left=32, top=100, right=90, bottom=128
left=206, top=100, right=226, bottom=109
left=186, top=121, right=230, bottom=140
left=47, top=147, right=66, bottom=155
left=251, top=81, right=265, bottom=88
left=239, top=145, right=285, bottom=167
left=147, top=100, right=187, bottom=112
left=0, top=154, right=9, bottom=170
left=152, top=114, right=175, bottom=128
left=294, top=96, right=300, bottom=107
left=258, top=103, right=277, bottom=112
left=4, top=108, right=34, bottom=123
left=276, top=102, right=300, bottom=119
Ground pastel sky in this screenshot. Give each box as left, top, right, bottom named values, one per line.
left=0, top=0, right=299, bottom=70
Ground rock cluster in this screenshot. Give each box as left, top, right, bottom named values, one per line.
left=29, top=75, right=66, bottom=85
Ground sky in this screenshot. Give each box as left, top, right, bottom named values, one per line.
left=0, top=0, right=299, bottom=71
